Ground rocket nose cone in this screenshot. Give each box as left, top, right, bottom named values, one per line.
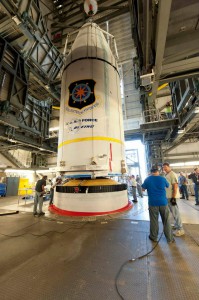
left=66, top=23, right=117, bottom=68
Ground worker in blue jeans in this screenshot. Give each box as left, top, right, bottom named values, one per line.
left=178, top=172, right=189, bottom=200
left=163, top=162, right=185, bottom=237
left=142, top=166, right=174, bottom=243
left=188, top=168, right=199, bottom=205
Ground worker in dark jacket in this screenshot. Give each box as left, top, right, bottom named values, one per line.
left=33, top=175, right=47, bottom=216
left=188, top=167, right=199, bottom=205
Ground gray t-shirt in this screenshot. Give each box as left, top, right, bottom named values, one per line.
left=165, top=170, right=180, bottom=199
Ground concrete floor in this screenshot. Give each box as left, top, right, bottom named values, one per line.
left=0, top=194, right=199, bottom=300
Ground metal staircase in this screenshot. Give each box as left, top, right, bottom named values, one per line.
left=0, top=150, right=25, bottom=168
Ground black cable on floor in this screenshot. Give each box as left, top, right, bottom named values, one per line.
left=0, top=221, right=89, bottom=238
left=115, top=231, right=164, bottom=300
left=0, top=211, right=19, bottom=216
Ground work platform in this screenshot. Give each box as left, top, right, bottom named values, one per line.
left=0, top=196, right=199, bottom=300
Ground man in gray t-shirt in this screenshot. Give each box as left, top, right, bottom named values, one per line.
left=163, top=162, right=184, bottom=237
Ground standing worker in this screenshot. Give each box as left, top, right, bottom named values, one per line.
left=162, top=162, right=185, bottom=237
left=33, top=175, right=47, bottom=216
left=165, top=102, right=172, bottom=119
left=142, top=165, right=174, bottom=243
left=188, top=167, right=199, bottom=205
left=178, top=172, right=189, bottom=200
left=49, top=177, right=62, bottom=205
left=130, top=175, right=138, bottom=203
left=136, top=175, right=143, bottom=197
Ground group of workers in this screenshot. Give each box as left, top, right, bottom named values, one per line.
left=129, top=164, right=199, bottom=243
left=33, top=165, right=199, bottom=244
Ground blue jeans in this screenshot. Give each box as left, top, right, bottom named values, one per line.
left=149, top=205, right=173, bottom=242
left=49, top=188, right=54, bottom=205
left=194, top=184, right=199, bottom=204
left=137, top=184, right=143, bottom=197
left=132, top=186, right=137, bottom=201
left=168, top=200, right=183, bottom=230
left=33, top=191, right=44, bottom=213
left=181, top=185, right=189, bottom=199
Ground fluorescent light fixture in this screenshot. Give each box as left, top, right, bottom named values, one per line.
left=170, top=163, right=185, bottom=167
left=36, top=170, right=51, bottom=173
left=194, top=108, right=199, bottom=114
left=5, top=169, right=35, bottom=173
left=12, top=16, right=21, bottom=25
left=184, top=161, right=199, bottom=166
left=170, top=162, right=199, bottom=167
left=178, top=129, right=185, bottom=134
left=49, top=127, right=59, bottom=132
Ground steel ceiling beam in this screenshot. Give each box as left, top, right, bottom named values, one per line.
left=160, top=71, right=199, bottom=84
left=163, top=134, right=196, bottom=154
left=143, top=0, right=150, bottom=70
left=52, top=6, right=129, bottom=44
left=161, top=57, right=199, bottom=76
left=51, top=1, right=129, bottom=33
left=165, top=30, right=199, bottom=52
left=164, top=152, right=199, bottom=157
left=140, top=118, right=178, bottom=132
left=163, top=48, right=199, bottom=64
left=150, top=0, right=172, bottom=104
left=0, top=126, right=55, bottom=153
left=163, top=157, right=199, bottom=164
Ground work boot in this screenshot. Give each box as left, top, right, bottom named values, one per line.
left=173, top=229, right=185, bottom=237
left=38, top=212, right=45, bottom=216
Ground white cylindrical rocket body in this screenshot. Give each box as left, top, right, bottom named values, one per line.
left=58, top=22, right=125, bottom=176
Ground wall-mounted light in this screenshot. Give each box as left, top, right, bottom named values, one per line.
left=49, top=127, right=59, bottom=132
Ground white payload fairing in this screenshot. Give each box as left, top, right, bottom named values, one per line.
left=50, top=20, right=132, bottom=216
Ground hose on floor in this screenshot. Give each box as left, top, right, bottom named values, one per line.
left=115, top=231, right=164, bottom=300
left=0, top=211, right=19, bottom=216
left=0, top=217, right=88, bottom=238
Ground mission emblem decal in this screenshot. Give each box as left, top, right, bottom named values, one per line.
left=68, top=80, right=96, bottom=110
